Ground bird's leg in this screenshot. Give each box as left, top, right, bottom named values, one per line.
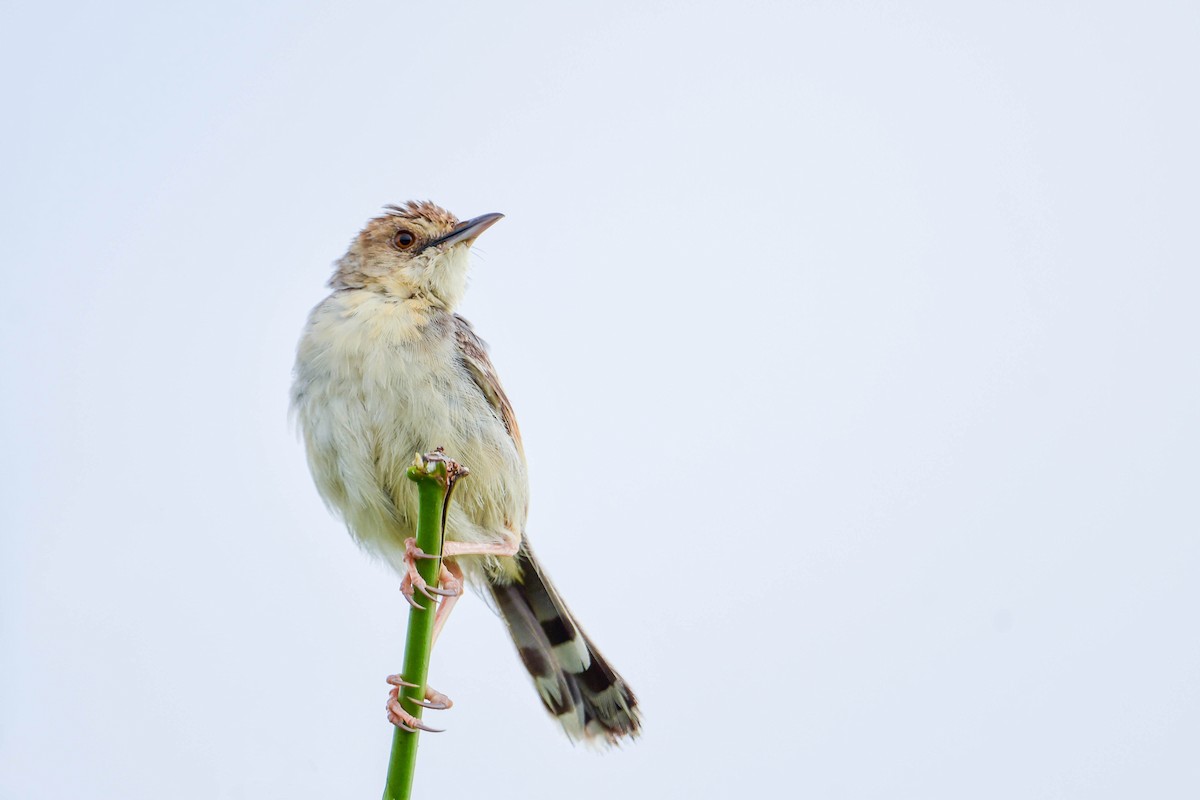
left=403, top=532, right=516, bottom=606
left=431, top=560, right=464, bottom=647
left=408, top=534, right=516, bottom=633
left=437, top=533, right=521, bottom=560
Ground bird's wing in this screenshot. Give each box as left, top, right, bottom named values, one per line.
left=453, top=313, right=524, bottom=458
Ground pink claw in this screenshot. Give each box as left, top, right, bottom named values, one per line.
left=386, top=688, right=445, bottom=733
left=386, top=674, right=419, bottom=689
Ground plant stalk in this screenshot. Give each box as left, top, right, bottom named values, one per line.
left=381, top=451, right=460, bottom=800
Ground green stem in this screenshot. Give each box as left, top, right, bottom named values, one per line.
left=382, top=454, right=453, bottom=800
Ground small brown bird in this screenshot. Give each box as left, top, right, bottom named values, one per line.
left=291, top=201, right=640, bottom=744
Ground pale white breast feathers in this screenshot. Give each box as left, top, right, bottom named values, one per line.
left=292, top=289, right=528, bottom=578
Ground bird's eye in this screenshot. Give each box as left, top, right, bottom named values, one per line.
left=393, top=230, right=417, bottom=249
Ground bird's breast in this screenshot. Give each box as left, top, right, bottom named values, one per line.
left=292, top=291, right=527, bottom=564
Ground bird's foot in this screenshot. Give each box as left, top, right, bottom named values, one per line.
left=399, top=538, right=463, bottom=611
left=386, top=674, right=453, bottom=732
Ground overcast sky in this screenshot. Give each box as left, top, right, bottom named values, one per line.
left=2, top=2, right=1198, bottom=798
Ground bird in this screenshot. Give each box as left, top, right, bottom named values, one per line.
left=291, top=201, right=640, bottom=744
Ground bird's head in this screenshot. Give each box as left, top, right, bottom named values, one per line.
left=331, top=201, right=503, bottom=308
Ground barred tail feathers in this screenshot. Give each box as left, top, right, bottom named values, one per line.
left=489, top=541, right=641, bottom=744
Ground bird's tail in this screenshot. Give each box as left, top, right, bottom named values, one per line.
left=489, top=539, right=641, bottom=744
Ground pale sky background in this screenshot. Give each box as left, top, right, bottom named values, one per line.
left=2, top=2, right=1198, bottom=798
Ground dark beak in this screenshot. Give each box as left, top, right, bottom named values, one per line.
left=430, top=212, right=504, bottom=249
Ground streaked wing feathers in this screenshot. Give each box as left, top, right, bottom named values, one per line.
left=453, top=313, right=524, bottom=456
